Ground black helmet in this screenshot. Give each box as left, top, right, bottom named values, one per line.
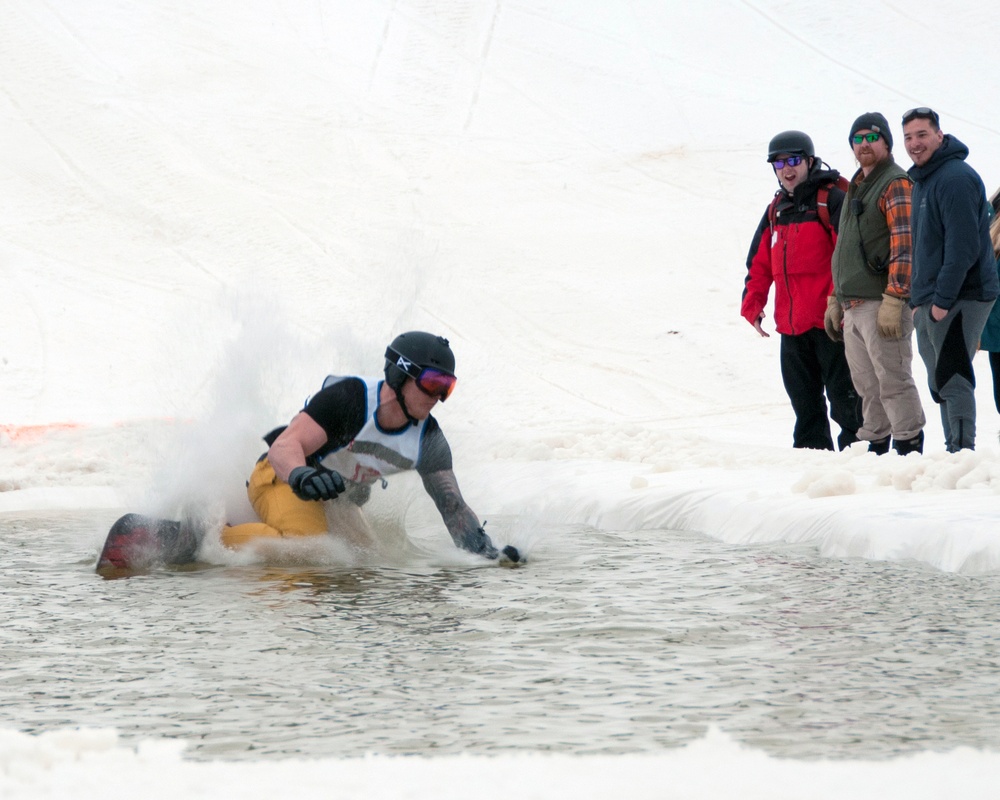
left=384, top=331, right=456, bottom=390
left=767, top=130, right=814, bottom=162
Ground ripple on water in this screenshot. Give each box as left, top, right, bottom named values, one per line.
left=2, top=511, right=1000, bottom=760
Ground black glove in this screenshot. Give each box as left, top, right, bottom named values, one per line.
left=500, top=545, right=521, bottom=564
left=288, top=465, right=346, bottom=501
left=456, top=526, right=523, bottom=563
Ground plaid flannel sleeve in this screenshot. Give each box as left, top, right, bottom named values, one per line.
left=879, top=178, right=913, bottom=298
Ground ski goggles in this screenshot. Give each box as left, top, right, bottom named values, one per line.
left=386, top=347, right=458, bottom=401
left=414, top=367, right=457, bottom=401
left=902, top=107, right=939, bottom=126
left=771, top=155, right=804, bottom=169
left=852, top=132, right=881, bottom=144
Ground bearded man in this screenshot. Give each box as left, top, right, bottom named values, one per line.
left=826, top=112, right=926, bottom=455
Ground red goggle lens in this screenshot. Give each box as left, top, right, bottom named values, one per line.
left=416, top=368, right=457, bottom=401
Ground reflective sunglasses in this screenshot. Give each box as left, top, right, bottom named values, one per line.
left=771, top=155, right=804, bottom=169
left=414, top=368, right=457, bottom=401
left=902, top=106, right=939, bottom=126
left=852, top=132, right=881, bottom=144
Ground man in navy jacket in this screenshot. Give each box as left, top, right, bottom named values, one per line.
left=903, top=108, right=998, bottom=452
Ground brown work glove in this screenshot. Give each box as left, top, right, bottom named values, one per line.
left=877, top=293, right=906, bottom=339
left=824, top=295, right=844, bottom=342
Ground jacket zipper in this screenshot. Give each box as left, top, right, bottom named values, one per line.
left=782, top=227, right=794, bottom=334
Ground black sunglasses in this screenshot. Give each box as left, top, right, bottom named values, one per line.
left=902, top=107, right=939, bottom=126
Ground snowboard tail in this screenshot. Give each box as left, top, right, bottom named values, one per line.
left=96, top=513, right=201, bottom=576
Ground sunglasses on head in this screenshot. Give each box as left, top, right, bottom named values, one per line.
left=772, top=155, right=804, bottom=169
left=852, top=132, right=881, bottom=144
left=414, top=367, right=457, bottom=402
left=902, top=106, right=939, bottom=126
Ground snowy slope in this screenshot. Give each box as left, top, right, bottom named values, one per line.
left=3, top=1, right=1000, bottom=561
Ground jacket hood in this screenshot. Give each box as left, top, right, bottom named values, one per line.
left=786, top=161, right=841, bottom=203
left=908, top=134, right=969, bottom=181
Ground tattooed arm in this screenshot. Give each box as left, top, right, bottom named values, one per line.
left=421, top=469, right=499, bottom=558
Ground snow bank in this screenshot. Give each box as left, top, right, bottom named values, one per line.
left=3, top=726, right=999, bottom=800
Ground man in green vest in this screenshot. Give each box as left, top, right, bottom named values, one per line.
left=825, top=112, right=926, bottom=455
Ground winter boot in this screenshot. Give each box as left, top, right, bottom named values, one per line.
left=867, top=436, right=891, bottom=455
left=892, top=430, right=924, bottom=456
left=837, top=429, right=860, bottom=451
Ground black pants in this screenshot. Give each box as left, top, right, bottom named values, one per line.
left=990, top=351, right=1000, bottom=414
left=780, top=328, right=862, bottom=450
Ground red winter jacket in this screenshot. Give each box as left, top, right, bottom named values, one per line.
left=741, top=169, right=845, bottom=336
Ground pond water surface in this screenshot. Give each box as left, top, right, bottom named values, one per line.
left=2, top=511, right=999, bottom=761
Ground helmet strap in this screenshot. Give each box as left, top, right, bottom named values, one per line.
left=394, top=383, right=420, bottom=427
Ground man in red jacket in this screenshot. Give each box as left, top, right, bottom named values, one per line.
left=742, top=130, right=862, bottom=450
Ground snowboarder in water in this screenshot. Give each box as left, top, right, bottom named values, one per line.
left=98, top=332, right=520, bottom=573
left=221, top=331, right=520, bottom=562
